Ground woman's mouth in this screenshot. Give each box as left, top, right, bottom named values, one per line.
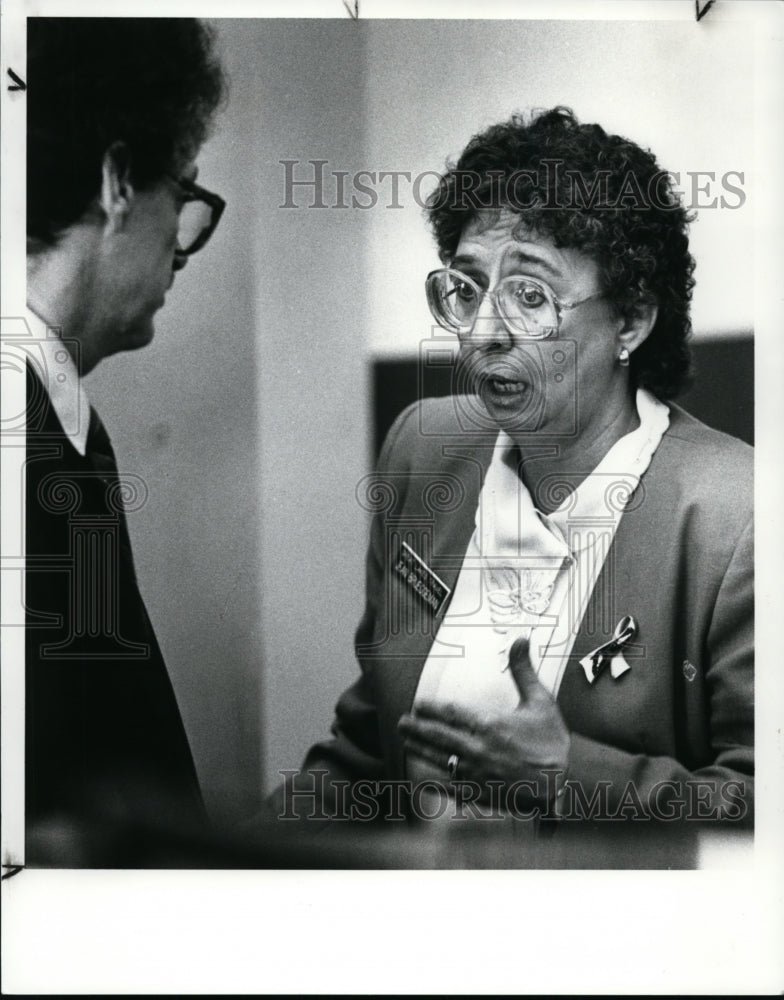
left=486, top=375, right=526, bottom=395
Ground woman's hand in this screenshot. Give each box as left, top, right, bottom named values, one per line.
left=398, top=637, right=570, bottom=802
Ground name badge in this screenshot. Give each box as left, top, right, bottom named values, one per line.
left=393, top=541, right=451, bottom=616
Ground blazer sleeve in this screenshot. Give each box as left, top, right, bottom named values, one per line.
left=275, top=404, right=418, bottom=817
left=564, top=516, right=754, bottom=824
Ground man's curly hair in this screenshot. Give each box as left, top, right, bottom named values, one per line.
left=425, top=107, right=696, bottom=399
left=27, top=18, right=227, bottom=250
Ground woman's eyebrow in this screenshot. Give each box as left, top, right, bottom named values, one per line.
left=506, top=247, right=563, bottom=278
left=450, top=254, right=483, bottom=272
left=451, top=247, right=564, bottom=280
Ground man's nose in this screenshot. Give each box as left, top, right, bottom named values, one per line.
left=172, top=252, right=188, bottom=272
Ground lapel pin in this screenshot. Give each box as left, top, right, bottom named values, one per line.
left=682, top=660, right=697, bottom=682
left=580, top=615, right=637, bottom=683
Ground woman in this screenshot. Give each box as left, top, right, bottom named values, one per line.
left=288, top=107, right=753, bottom=829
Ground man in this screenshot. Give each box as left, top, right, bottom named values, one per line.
left=24, top=18, right=226, bottom=865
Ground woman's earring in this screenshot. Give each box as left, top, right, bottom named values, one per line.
left=618, top=347, right=630, bottom=367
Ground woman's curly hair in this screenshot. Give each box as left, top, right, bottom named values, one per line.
left=425, top=107, right=696, bottom=399
left=27, top=18, right=227, bottom=249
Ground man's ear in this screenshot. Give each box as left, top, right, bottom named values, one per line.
left=99, top=142, right=134, bottom=231
left=617, top=297, right=658, bottom=356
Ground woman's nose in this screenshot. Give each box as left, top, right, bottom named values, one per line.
left=469, top=292, right=514, bottom=350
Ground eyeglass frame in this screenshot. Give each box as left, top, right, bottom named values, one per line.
left=425, top=266, right=605, bottom=341
left=167, top=174, right=226, bottom=256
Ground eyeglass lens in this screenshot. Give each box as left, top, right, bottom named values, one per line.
left=177, top=199, right=213, bottom=254
left=429, top=271, right=558, bottom=339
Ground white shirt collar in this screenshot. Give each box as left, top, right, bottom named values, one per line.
left=26, top=308, right=90, bottom=456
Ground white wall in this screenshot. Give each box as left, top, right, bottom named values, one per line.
left=237, top=21, right=372, bottom=793
left=363, top=19, right=754, bottom=356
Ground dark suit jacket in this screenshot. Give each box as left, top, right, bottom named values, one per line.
left=25, top=367, right=206, bottom=863
left=301, top=395, right=753, bottom=824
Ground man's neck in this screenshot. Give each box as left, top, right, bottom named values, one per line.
left=27, top=229, right=101, bottom=376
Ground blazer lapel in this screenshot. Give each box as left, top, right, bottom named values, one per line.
left=375, top=441, right=496, bottom=776
left=555, top=443, right=676, bottom=717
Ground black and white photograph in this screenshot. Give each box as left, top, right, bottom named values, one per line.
left=1, top=0, right=782, bottom=993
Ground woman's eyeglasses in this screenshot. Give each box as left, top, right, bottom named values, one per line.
left=425, top=267, right=604, bottom=341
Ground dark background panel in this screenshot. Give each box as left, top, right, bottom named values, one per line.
left=678, top=337, right=754, bottom=446
left=373, top=336, right=754, bottom=457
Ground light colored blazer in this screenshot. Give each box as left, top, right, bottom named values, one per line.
left=303, top=396, right=753, bottom=822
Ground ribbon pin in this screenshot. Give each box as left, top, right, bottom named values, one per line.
left=580, top=615, right=637, bottom=683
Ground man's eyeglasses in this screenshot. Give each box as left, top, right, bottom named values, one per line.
left=425, top=267, right=604, bottom=341
left=169, top=175, right=226, bottom=256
